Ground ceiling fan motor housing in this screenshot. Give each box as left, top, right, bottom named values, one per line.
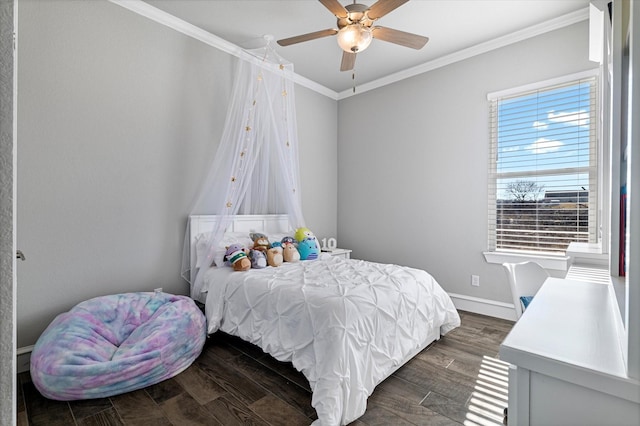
left=337, top=3, right=374, bottom=29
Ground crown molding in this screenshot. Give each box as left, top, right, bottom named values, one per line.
left=108, top=0, right=339, bottom=100
left=110, top=1, right=588, bottom=102
left=337, top=7, right=590, bottom=99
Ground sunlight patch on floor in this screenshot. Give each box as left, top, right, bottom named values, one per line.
left=464, top=356, right=510, bottom=426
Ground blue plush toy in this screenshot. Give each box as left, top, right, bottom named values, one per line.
left=295, top=228, right=319, bottom=260
left=297, top=239, right=319, bottom=260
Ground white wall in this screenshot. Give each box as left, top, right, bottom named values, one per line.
left=16, top=0, right=337, bottom=347
left=337, top=22, right=595, bottom=304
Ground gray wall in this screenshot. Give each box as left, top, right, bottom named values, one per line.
left=16, top=0, right=337, bottom=347
left=14, top=1, right=592, bottom=348
left=296, top=84, right=338, bottom=237
left=337, top=21, right=595, bottom=303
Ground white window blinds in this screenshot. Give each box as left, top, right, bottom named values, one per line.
left=488, top=74, right=599, bottom=254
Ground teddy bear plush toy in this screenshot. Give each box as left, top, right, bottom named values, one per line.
left=225, top=243, right=251, bottom=271
left=281, top=236, right=300, bottom=262
left=250, top=232, right=271, bottom=252
left=295, top=227, right=319, bottom=260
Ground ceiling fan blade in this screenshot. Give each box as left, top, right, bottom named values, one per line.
left=340, top=51, right=356, bottom=71
left=319, top=0, right=349, bottom=18
left=277, top=29, right=338, bottom=47
left=372, top=26, right=429, bottom=49
left=367, top=0, right=410, bottom=20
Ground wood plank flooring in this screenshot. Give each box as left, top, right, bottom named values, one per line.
left=17, top=311, right=513, bottom=426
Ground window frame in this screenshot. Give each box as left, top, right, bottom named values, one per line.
left=484, top=69, right=603, bottom=268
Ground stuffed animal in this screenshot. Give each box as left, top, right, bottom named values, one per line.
left=266, top=246, right=283, bottom=267
left=294, top=227, right=316, bottom=243
left=281, top=236, right=296, bottom=246
left=281, top=236, right=300, bottom=262
left=225, top=244, right=251, bottom=271
left=250, top=232, right=270, bottom=252
left=295, top=227, right=319, bottom=260
left=248, top=249, right=267, bottom=269
left=297, top=238, right=319, bottom=260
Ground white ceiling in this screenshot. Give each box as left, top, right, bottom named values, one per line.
left=143, top=0, right=591, bottom=96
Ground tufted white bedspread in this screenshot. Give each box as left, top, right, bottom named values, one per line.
left=202, top=256, right=460, bottom=425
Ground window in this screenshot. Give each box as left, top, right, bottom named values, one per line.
left=488, top=72, right=599, bottom=255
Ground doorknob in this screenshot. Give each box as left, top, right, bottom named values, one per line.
left=16, top=250, right=25, bottom=261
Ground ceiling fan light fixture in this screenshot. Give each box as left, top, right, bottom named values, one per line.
left=337, top=24, right=372, bottom=53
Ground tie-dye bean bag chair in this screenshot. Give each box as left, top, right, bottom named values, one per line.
left=30, top=292, right=206, bottom=400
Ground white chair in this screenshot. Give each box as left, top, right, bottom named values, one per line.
left=502, top=261, right=549, bottom=320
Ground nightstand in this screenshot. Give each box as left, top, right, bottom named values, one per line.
left=322, top=248, right=352, bottom=259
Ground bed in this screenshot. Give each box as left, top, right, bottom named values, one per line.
left=188, top=214, right=461, bottom=425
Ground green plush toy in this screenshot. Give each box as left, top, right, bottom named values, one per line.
left=294, top=227, right=315, bottom=243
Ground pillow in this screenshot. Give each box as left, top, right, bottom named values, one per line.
left=195, top=234, right=210, bottom=269
left=195, top=232, right=253, bottom=268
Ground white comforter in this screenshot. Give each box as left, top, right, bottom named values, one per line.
left=202, top=256, right=460, bottom=425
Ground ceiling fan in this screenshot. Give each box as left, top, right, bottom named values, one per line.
left=277, top=0, right=429, bottom=72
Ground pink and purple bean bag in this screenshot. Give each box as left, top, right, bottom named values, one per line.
left=30, top=292, right=206, bottom=400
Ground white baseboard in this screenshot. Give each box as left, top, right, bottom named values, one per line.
left=448, top=292, right=517, bottom=321
left=17, top=345, right=34, bottom=374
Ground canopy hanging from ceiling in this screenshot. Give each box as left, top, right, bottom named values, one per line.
left=182, top=45, right=306, bottom=297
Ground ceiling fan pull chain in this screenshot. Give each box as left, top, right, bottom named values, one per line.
left=352, top=71, right=356, bottom=93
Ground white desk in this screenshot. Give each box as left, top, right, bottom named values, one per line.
left=500, top=275, right=640, bottom=425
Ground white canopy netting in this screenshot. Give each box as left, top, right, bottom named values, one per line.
left=182, top=45, right=306, bottom=297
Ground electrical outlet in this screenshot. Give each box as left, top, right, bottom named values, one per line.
left=471, top=275, right=480, bottom=287
left=154, top=287, right=163, bottom=293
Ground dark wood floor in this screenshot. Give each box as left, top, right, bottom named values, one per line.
left=17, top=311, right=514, bottom=426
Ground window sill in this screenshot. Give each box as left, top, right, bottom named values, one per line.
left=483, top=250, right=570, bottom=271
left=566, top=242, right=609, bottom=267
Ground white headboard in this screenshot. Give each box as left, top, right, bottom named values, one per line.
left=188, top=214, right=291, bottom=282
